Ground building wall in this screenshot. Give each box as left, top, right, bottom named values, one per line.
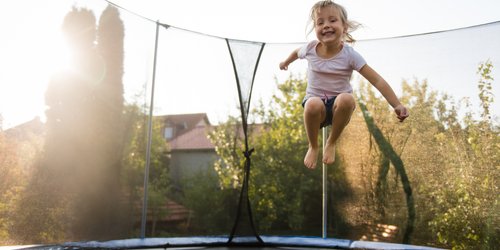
left=170, top=149, right=218, bottom=187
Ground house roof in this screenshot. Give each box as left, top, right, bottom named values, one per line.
left=168, top=125, right=214, bottom=151
left=155, top=113, right=266, bottom=151
left=168, top=123, right=266, bottom=151
left=156, top=113, right=210, bottom=141
left=157, top=113, right=210, bottom=127
left=3, top=116, right=45, bottom=140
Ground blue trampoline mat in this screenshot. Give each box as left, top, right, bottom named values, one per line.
left=57, top=235, right=443, bottom=250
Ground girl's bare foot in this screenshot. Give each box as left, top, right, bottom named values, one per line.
left=322, top=143, right=335, bottom=165
left=304, top=146, right=319, bottom=169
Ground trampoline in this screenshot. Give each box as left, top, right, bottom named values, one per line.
left=20, top=5, right=441, bottom=250
left=2, top=1, right=498, bottom=250
left=21, top=236, right=439, bottom=249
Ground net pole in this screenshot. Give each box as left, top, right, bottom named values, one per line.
left=140, top=21, right=160, bottom=239
left=322, top=126, right=328, bottom=238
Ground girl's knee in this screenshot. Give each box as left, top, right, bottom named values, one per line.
left=304, top=97, right=325, bottom=113
left=335, top=93, right=356, bottom=110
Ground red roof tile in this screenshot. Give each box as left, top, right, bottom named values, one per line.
left=168, top=126, right=214, bottom=150
left=155, top=113, right=210, bottom=141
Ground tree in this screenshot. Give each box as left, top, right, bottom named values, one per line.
left=356, top=93, right=415, bottom=244
left=248, top=76, right=322, bottom=233
left=428, top=61, right=499, bottom=249
left=11, top=5, right=130, bottom=242
left=96, top=5, right=125, bottom=163
left=71, top=5, right=127, bottom=239
left=0, top=127, right=21, bottom=244
left=195, top=63, right=499, bottom=248
left=121, top=103, right=171, bottom=237
left=11, top=7, right=100, bottom=243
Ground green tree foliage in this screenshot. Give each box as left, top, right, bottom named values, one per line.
left=357, top=96, right=415, bottom=244
left=209, top=75, right=353, bottom=236
left=208, top=62, right=498, bottom=248
left=248, top=76, right=322, bottom=233
left=0, top=120, right=44, bottom=245
left=349, top=80, right=416, bottom=242
left=477, top=60, right=495, bottom=122
left=427, top=60, right=499, bottom=249
left=209, top=116, right=247, bottom=189
left=0, top=130, right=20, bottom=244
left=181, top=169, right=238, bottom=235
left=354, top=64, right=498, bottom=248
left=395, top=79, right=447, bottom=243
left=121, top=103, right=171, bottom=237
left=355, top=72, right=498, bottom=248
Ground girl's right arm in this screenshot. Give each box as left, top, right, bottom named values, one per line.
left=279, top=48, right=300, bottom=70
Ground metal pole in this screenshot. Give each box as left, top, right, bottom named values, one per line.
left=322, top=126, right=328, bottom=238
left=140, top=21, right=160, bottom=239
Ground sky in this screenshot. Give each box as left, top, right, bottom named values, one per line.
left=1, top=0, right=500, bottom=129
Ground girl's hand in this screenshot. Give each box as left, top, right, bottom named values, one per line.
left=279, top=62, right=289, bottom=70
left=394, top=104, right=409, bottom=122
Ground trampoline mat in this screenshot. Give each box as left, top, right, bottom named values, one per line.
left=48, top=236, right=442, bottom=250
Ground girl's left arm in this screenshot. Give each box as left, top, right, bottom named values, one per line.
left=359, top=64, right=409, bottom=122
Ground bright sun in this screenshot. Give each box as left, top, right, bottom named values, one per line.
left=41, top=33, right=73, bottom=74
left=0, top=5, right=72, bottom=129
left=4, top=34, right=72, bottom=128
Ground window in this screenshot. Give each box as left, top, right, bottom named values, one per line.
left=164, top=127, right=173, bottom=140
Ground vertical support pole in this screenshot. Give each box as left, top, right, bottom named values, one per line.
left=140, top=21, right=160, bottom=239
left=322, top=126, right=328, bottom=238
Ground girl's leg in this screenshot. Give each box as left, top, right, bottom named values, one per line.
left=323, top=93, right=355, bottom=165
left=303, top=97, right=326, bottom=169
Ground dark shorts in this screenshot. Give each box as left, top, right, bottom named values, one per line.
left=302, top=96, right=337, bottom=129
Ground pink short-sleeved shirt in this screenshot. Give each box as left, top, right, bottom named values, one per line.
left=298, top=40, right=366, bottom=99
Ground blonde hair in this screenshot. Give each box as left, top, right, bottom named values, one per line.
left=308, top=0, right=361, bottom=43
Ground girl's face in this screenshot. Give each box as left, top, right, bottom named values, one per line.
left=313, top=6, right=346, bottom=45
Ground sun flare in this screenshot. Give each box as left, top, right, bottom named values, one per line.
left=0, top=16, right=72, bottom=128
left=43, top=33, right=74, bottom=74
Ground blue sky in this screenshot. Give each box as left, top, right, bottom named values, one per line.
left=1, top=0, right=499, bottom=128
